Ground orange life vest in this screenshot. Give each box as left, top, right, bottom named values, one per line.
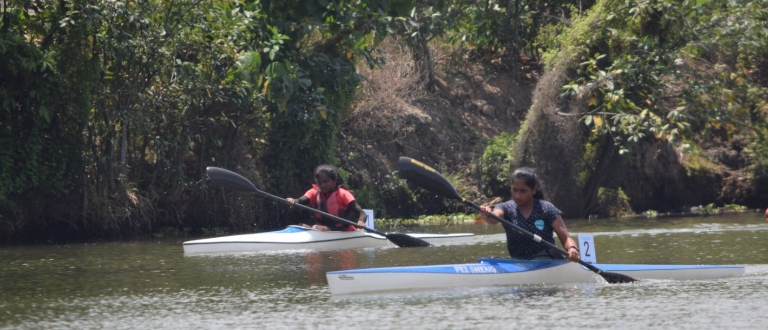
left=314, top=189, right=344, bottom=218
left=311, top=187, right=356, bottom=231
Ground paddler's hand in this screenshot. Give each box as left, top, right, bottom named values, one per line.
left=479, top=205, right=493, bottom=220
left=566, top=246, right=581, bottom=261
left=312, top=224, right=329, bottom=231
left=286, top=197, right=296, bottom=207
left=357, top=220, right=366, bottom=227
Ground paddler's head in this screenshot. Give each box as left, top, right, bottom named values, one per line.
left=314, top=164, right=342, bottom=193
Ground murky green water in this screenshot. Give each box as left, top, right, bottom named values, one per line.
left=2, top=213, right=767, bottom=329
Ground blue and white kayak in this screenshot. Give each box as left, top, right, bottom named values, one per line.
left=182, top=225, right=475, bottom=255
left=326, top=258, right=746, bottom=295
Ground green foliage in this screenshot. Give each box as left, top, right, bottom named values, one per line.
left=378, top=172, right=417, bottom=213
left=258, top=1, right=415, bottom=227
left=557, top=0, right=768, bottom=155
left=392, top=1, right=450, bottom=88
left=445, top=171, right=479, bottom=201
left=152, top=227, right=193, bottom=238
left=0, top=0, right=417, bottom=240
left=0, top=35, right=86, bottom=224
left=724, top=204, right=748, bottom=212
left=264, top=52, right=357, bottom=204
left=4, top=0, right=768, bottom=240
left=378, top=212, right=476, bottom=227
left=678, top=142, right=716, bottom=177
left=743, top=86, right=768, bottom=180
left=478, top=132, right=516, bottom=196
left=350, top=185, right=383, bottom=214
left=541, top=1, right=613, bottom=68
left=446, top=1, right=504, bottom=55
left=534, top=23, right=567, bottom=60
left=596, top=187, right=632, bottom=217
left=352, top=171, right=431, bottom=219
left=698, top=203, right=722, bottom=215
left=447, top=1, right=554, bottom=59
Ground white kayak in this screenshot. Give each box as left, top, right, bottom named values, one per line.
left=326, top=258, right=746, bottom=295
left=182, top=225, right=475, bottom=255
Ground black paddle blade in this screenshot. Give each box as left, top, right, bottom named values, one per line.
left=599, top=271, right=638, bottom=284
left=398, top=157, right=463, bottom=201
left=385, top=233, right=432, bottom=248
left=206, top=167, right=259, bottom=193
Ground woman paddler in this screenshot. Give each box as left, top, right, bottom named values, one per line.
left=286, top=165, right=368, bottom=231
left=479, top=167, right=580, bottom=261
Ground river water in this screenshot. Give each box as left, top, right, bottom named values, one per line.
left=2, top=212, right=767, bottom=329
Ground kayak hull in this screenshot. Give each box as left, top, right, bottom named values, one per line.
left=326, top=258, right=746, bottom=295
left=182, top=225, right=474, bottom=255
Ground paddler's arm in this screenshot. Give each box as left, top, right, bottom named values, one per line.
left=286, top=196, right=310, bottom=206
left=348, top=201, right=368, bottom=227
left=479, top=205, right=504, bottom=224
left=552, top=215, right=580, bottom=261
left=286, top=196, right=313, bottom=227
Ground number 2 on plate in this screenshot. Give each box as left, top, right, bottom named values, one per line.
left=578, top=234, right=597, bottom=263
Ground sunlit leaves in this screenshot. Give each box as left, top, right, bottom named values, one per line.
left=263, top=26, right=290, bottom=61
left=560, top=0, right=768, bottom=154
left=231, top=51, right=262, bottom=83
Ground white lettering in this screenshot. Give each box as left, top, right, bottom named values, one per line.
left=469, top=266, right=498, bottom=274
left=454, top=266, right=497, bottom=274
left=454, top=266, right=470, bottom=273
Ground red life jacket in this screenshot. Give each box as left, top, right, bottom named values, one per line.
left=310, top=186, right=356, bottom=231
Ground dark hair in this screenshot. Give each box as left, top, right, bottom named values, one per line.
left=511, top=167, right=545, bottom=200
left=314, top=164, right=343, bottom=186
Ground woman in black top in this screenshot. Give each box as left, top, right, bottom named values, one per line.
left=479, top=167, right=580, bottom=261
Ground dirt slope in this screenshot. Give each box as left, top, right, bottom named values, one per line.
left=337, top=41, right=536, bottom=215
left=337, top=41, right=766, bottom=217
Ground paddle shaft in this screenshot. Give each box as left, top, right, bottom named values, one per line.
left=396, top=157, right=633, bottom=280
left=206, top=166, right=431, bottom=247
left=462, top=199, right=607, bottom=275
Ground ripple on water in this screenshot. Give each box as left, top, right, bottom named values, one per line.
left=2, top=214, right=767, bottom=329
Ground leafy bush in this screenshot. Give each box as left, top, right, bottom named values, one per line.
left=478, top=132, right=516, bottom=197
left=596, top=187, right=633, bottom=218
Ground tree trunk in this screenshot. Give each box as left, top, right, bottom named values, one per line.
left=504, top=0, right=522, bottom=79
left=581, top=135, right=619, bottom=216
left=411, top=34, right=435, bottom=92
left=120, top=122, right=127, bottom=176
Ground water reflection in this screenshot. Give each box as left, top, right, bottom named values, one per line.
left=304, top=250, right=360, bottom=283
